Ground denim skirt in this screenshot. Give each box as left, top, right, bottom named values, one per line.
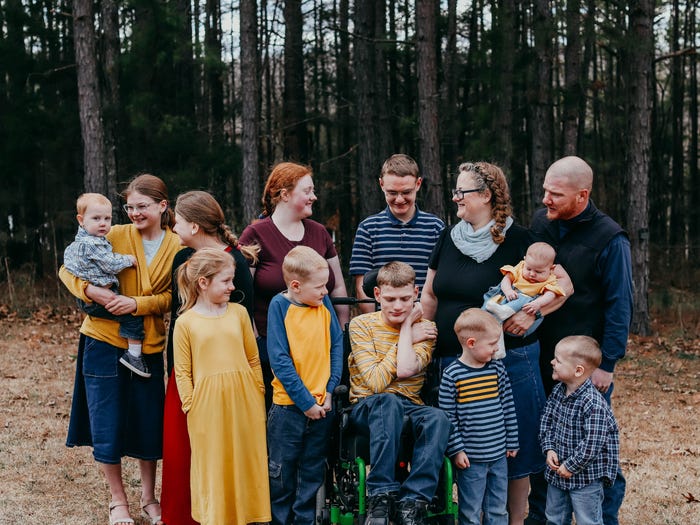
left=502, top=340, right=547, bottom=479
left=66, top=334, right=165, bottom=464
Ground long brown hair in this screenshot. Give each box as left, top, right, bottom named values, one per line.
left=261, top=162, right=313, bottom=217
left=458, top=162, right=512, bottom=244
left=122, top=174, right=176, bottom=229
left=175, top=190, right=259, bottom=263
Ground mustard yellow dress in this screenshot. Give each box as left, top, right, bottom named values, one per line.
left=173, top=303, right=270, bottom=525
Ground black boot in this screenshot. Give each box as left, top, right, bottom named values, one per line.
left=395, top=499, right=428, bottom=525
left=365, top=493, right=395, bottom=525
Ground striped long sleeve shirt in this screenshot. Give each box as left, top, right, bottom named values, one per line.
left=438, top=359, right=519, bottom=462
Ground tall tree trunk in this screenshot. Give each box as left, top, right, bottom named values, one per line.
left=283, top=0, right=308, bottom=161
left=493, top=0, right=515, bottom=176
left=240, top=0, right=260, bottom=223
left=562, top=0, right=582, bottom=155
left=174, top=0, right=195, bottom=119
left=353, top=0, right=383, bottom=218
left=530, top=0, right=554, bottom=212
left=374, top=0, right=393, bottom=162
left=669, top=0, right=684, bottom=248
left=689, top=1, right=699, bottom=261
left=415, top=0, right=443, bottom=217
left=73, top=0, right=106, bottom=194
left=100, top=0, right=119, bottom=202
left=626, top=0, right=653, bottom=335
left=441, top=0, right=458, bottom=182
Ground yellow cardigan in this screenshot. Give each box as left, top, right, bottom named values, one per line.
left=59, top=224, right=181, bottom=354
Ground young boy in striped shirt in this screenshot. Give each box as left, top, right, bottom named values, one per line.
left=438, top=308, right=519, bottom=525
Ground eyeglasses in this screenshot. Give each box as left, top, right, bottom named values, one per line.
left=452, top=188, right=483, bottom=200
left=384, top=188, right=417, bottom=199
left=123, top=202, right=158, bottom=214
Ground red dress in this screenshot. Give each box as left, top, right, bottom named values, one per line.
left=161, top=371, right=199, bottom=525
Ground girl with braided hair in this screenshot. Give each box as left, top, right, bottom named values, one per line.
left=161, top=190, right=260, bottom=525
left=421, top=162, right=572, bottom=524
left=239, top=162, right=349, bottom=410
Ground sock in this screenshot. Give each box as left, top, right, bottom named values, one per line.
left=128, top=343, right=142, bottom=357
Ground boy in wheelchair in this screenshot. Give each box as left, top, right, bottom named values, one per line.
left=347, top=261, right=451, bottom=525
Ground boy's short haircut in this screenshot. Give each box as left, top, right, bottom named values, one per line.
left=76, top=193, right=112, bottom=215
left=556, top=335, right=602, bottom=369
left=381, top=154, right=420, bottom=179
left=282, top=246, right=328, bottom=284
left=526, top=242, right=556, bottom=266
left=376, top=261, right=416, bottom=289
left=454, top=308, right=501, bottom=338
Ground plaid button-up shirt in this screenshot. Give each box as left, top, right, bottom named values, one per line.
left=63, top=227, right=134, bottom=287
left=539, top=379, right=619, bottom=490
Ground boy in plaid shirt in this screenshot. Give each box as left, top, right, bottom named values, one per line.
left=539, top=336, right=619, bottom=525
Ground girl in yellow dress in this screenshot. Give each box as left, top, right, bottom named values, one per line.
left=173, top=248, right=270, bottom=525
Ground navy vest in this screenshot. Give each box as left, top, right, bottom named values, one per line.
left=530, top=202, right=626, bottom=359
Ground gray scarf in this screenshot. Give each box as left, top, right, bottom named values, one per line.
left=450, top=216, right=513, bottom=263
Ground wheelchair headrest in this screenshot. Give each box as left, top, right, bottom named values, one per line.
left=362, top=269, right=379, bottom=299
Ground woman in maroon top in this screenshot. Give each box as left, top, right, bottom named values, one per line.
left=240, top=162, right=349, bottom=409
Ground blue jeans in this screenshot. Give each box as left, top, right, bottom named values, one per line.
left=267, top=403, right=335, bottom=525
left=350, top=393, right=450, bottom=502
left=456, top=456, right=508, bottom=525
left=546, top=481, right=603, bottom=525
left=79, top=294, right=144, bottom=340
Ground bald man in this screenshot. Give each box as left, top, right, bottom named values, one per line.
left=527, top=156, right=632, bottom=525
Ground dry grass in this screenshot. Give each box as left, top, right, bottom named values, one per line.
left=0, top=308, right=698, bottom=524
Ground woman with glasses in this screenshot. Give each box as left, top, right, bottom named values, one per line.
left=240, top=161, right=349, bottom=409
left=420, top=162, right=572, bottom=525
left=59, top=174, right=181, bottom=525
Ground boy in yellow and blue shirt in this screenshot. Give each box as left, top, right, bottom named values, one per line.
left=266, top=246, right=343, bottom=525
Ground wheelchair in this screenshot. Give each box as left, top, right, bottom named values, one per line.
left=314, top=385, right=457, bottom=525
left=317, top=280, right=457, bottom=525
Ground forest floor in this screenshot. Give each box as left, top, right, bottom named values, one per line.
left=0, top=305, right=698, bottom=524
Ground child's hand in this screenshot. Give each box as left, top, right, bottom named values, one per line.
left=505, top=290, right=519, bottom=301
left=321, top=392, right=332, bottom=414
left=304, top=404, right=326, bottom=420
left=521, top=302, right=538, bottom=315
left=546, top=450, right=560, bottom=471
left=506, top=449, right=518, bottom=458
left=453, top=451, right=470, bottom=469
left=127, top=255, right=137, bottom=266
left=557, top=464, right=573, bottom=479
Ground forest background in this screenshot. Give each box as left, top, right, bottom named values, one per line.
left=0, top=0, right=698, bottom=336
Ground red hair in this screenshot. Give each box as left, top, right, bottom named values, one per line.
left=261, top=162, right=313, bottom=216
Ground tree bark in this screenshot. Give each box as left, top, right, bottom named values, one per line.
left=72, top=0, right=106, bottom=194
left=283, top=0, right=309, bottom=161
left=562, top=0, right=582, bottom=155
left=353, top=0, right=383, bottom=218
left=415, top=0, right=443, bottom=217
left=240, top=0, right=261, bottom=223
left=626, top=0, right=654, bottom=335
left=530, top=0, right=554, bottom=212
left=100, top=0, right=119, bottom=203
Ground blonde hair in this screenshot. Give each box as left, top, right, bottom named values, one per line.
left=282, top=246, right=328, bottom=284
left=376, top=261, right=416, bottom=289
left=176, top=248, right=236, bottom=314
left=122, top=173, right=175, bottom=229
left=261, top=162, right=313, bottom=217
left=454, top=308, right=501, bottom=339
left=76, top=193, right=112, bottom=215
left=381, top=154, right=420, bottom=179
left=175, top=190, right=260, bottom=263
left=556, top=335, right=602, bottom=369
left=526, top=242, right=556, bottom=267
left=458, top=162, right=512, bottom=244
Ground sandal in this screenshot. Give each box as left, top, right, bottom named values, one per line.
left=108, top=502, right=134, bottom=525
left=141, top=499, right=163, bottom=525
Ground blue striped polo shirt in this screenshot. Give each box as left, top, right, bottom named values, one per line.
left=349, top=207, right=444, bottom=292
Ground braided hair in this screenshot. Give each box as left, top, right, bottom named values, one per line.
left=458, top=162, right=512, bottom=244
